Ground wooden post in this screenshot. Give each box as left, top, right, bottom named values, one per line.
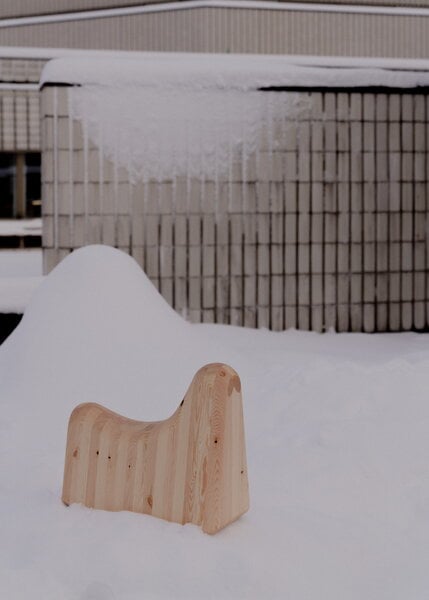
left=62, top=363, right=249, bottom=534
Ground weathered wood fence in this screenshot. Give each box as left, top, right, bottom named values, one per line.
left=42, top=85, right=429, bottom=332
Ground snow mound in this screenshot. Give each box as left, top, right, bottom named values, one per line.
left=19, top=244, right=182, bottom=340
left=0, top=245, right=215, bottom=421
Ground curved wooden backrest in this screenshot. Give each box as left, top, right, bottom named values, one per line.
left=62, top=363, right=249, bottom=534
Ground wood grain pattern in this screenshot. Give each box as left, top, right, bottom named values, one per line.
left=62, top=363, right=249, bottom=534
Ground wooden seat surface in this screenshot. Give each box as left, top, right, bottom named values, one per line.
left=62, top=363, right=249, bottom=534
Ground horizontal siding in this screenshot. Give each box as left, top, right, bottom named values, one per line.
left=277, top=0, right=429, bottom=4
left=0, top=89, right=40, bottom=151
left=1, top=7, right=429, bottom=57
left=0, top=0, right=170, bottom=20
left=0, top=58, right=45, bottom=83
left=2, top=0, right=429, bottom=20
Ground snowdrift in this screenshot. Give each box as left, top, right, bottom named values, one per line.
left=0, top=245, right=216, bottom=420
left=1, top=245, right=429, bottom=599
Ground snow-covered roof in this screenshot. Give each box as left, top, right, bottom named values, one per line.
left=41, top=52, right=429, bottom=90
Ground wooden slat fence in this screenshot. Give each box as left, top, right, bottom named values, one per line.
left=42, top=86, right=429, bottom=332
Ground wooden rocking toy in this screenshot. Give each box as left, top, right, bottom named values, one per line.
left=62, top=363, right=249, bottom=534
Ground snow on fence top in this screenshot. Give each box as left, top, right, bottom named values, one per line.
left=41, top=53, right=429, bottom=183
left=41, top=53, right=429, bottom=90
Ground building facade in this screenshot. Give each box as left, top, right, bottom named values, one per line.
left=1, top=1, right=429, bottom=331
left=3, top=1, right=429, bottom=57
left=2, top=0, right=429, bottom=223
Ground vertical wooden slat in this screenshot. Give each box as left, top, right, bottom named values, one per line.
left=363, top=93, right=376, bottom=332
left=310, top=93, right=324, bottom=332
left=375, top=94, right=388, bottom=331
left=400, top=94, right=414, bottom=330
left=323, top=93, right=337, bottom=330
left=349, top=93, right=363, bottom=331
left=387, top=94, right=401, bottom=330
left=413, top=95, right=426, bottom=329
left=297, top=98, right=311, bottom=330
left=337, top=92, right=351, bottom=332
left=284, top=117, right=298, bottom=329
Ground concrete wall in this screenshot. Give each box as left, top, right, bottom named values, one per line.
left=2, top=5, right=429, bottom=58
left=41, top=84, right=429, bottom=333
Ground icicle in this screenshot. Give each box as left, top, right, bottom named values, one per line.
left=241, top=110, right=248, bottom=217
left=214, top=96, right=220, bottom=223
left=69, top=81, right=309, bottom=206
left=82, top=114, right=89, bottom=245
left=53, top=87, right=59, bottom=251
left=127, top=173, right=133, bottom=256
left=67, top=88, right=74, bottom=249
left=112, top=141, right=119, bottom=249
left=227, top=92, right=234, bottom=215
left=98, top=119, right=104, bottom=237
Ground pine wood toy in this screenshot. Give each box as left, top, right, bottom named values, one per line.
left=62, top=363, right=249, bottom=534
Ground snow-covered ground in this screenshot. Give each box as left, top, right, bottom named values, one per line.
left=1, top=245, right=428, bottom=599
left=0, top=249, right=44, bottom=313
left=0, top=219, right=41, bottom=237
left=0, top=249, right=42, bottom=277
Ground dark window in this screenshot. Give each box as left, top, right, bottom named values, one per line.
left=0, top=153, right=16, bottom=219
left=25, top=153, right=41, bottom=218
left=0, top=153, right=41, bottom=219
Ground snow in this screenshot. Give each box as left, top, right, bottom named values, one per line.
left=69, top=84, right=302, bottom=182
left=41, top=53, right=429, bottom=89
left=56, top=55, right=310, bottom=183
left=0, top=277, right=43, bottom=313
left=0, top=219, right=41, bottom=237
left=1, top=244, right=429, bottom=599
left=0, top=249, right=44, bottom=313
left=0, top=250, right=42, bottom=277
left=0, top=83, right=38, bottom=90
left=41, top=53, right=429, bottom=185
left=1, top=45, right=428, bottom=73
